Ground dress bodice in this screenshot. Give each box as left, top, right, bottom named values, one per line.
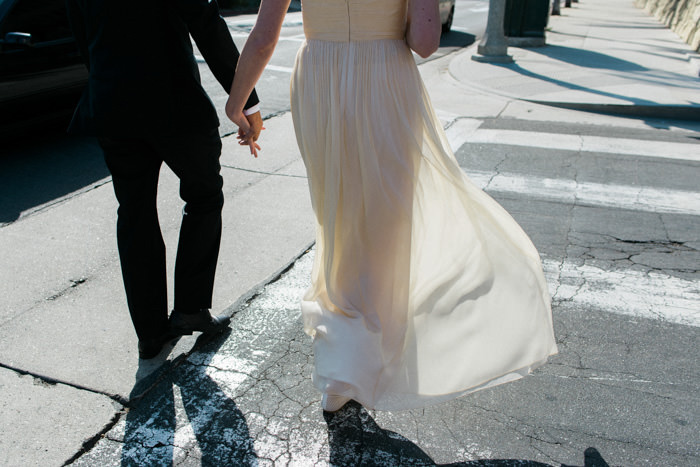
left=302, top=0, right=407, bottom=41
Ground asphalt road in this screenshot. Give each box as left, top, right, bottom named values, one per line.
left=1, top=1, right=698, bottom=464
left=79, top=108, right=698, bottom=466
left=140, top=3, right=698, bottom=462
left=71, top=9, right=699, bottom=465
left=73, top=101, right=700, bottom=464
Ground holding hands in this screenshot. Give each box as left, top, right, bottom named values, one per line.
left=225, top=0, right=292, bottom=158
left=226, top=102, right=263, bottom=158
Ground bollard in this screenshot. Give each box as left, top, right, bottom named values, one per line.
left=552, top=0, right=560, bottom=15
left=472, top=0, right=513, bottom=63
left=565, top=0, right=571, bottom=6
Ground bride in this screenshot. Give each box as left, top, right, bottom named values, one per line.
left=226, top=0, right=557, bottom=412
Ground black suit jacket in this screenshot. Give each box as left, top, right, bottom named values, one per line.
left=66, top=0, right=258, bottom=136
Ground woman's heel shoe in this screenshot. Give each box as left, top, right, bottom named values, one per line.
left=321, top=393, right=351, bottom=412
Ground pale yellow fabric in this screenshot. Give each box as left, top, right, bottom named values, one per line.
left=291, top=0, right=558, bottom=410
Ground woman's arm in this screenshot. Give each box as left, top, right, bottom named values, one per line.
left=184, top=0, right=259, bottom=110
left=405, top=0, right=441, bottom=58
left=226, top=0, right=292, bottom=156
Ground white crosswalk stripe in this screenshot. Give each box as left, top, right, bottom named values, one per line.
left=445, top=119, right=700, bottom=216
left=264, top=64, right=295, bottom=73
left=446, top=119, right=700, bottom=162
left=465, top=170, right=700, bottom=216
left=543, top=259, right=700, bottom=327
left=443, top=115, right=700, bottom=328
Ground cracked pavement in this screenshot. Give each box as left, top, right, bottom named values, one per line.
left=2, top=1, right=700, bottom=464
left=2, top=86, right=698, bottom=467
left=4, top=71, right=699, bottom=467
left=72, top=226, right=699, bottom=466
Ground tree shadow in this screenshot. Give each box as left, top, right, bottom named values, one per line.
left=492, top=50, right=700, bottom=125
left=0, top=133, right=109, bottom=225
left=526, top=44, right=648, bottom=72
left=551, top=29, right=688, bottom=56
left=497, top=62, right=657, bottom=106
left=324, top=401, right=610, bottom=466
left=121, top=329, right=257, bottom=466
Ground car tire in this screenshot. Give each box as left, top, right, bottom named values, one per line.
left=442, top=6, right=454, bottom=33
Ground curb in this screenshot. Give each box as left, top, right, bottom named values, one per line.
left=222, top=240, right=315, bottom=319
left=524, top=100, right=700, bottom=121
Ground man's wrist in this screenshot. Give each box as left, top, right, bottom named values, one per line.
left=243, top=104, right=260, bottom=116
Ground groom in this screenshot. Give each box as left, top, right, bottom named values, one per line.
left=67, top=0, right=262, bottom=358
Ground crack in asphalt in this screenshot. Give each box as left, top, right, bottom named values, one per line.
left=555, top=144, right=585, bottom=306
left=62, top=410, right=126, bottom=466
left=0, top=362, right=129, bottom=406
left=470, top=402, right=695, bottom=460
left=220, top=163, right=308, bottom=180
left=46, top=277, right=89, bottom=301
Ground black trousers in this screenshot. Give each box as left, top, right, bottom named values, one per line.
left=99, top=129, right=224, bottom=341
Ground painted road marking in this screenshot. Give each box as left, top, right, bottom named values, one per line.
left=265, top=64, right=295, bottom=74
left=543, top=259, right=700, bottom=327
left=466, top=170, right=700, bottom=216
left=444, top=119, right=700, bottom=215
left=278, top=35, right=307, bottom=42
left=101, top=250, right=696, bottom=465
left=189, top=252, right=697, bottom=465
left=442, top=119, right=700, bottom=326
left=232, top=32, right=305, bottom=42
left=446, top=123, right=700, bottom=162
left=196, top=55, right=293, bottom=73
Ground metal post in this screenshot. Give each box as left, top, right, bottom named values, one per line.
left=565, top=0, right=571, bottom=7
left=552, top=0, right=561, bottom=15
left=472, top=0, right=513, bottom=63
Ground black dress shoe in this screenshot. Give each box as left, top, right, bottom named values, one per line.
left=169, top=309, right=231, bottom=336
left=138, top=333, right=176, bottom=360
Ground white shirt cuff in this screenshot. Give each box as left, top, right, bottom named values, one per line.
left=243, top=104, right=261, bottom=116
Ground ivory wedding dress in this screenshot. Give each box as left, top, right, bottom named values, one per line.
left=290, top=0, right=557, bottom=410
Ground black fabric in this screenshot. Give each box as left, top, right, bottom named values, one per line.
left=66, top=0, right=259, bottom=136
left=99, top=130, right=224, bottom=341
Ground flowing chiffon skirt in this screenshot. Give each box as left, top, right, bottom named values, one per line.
left=290, top=37, right=557, bottom=410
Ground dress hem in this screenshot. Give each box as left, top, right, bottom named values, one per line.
left=313, top=354, right=556, bottom=412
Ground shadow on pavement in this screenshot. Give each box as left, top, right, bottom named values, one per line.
left=553, top=30, right=695, bottom=65
left=490, top=49, right=700, bottom=123
left=493, top=59, right=659, bottom=107
left=324, top=402, right=610, bottom=466
left=121, top=329, right=257, bottom=466
left=0, top=132, right=109, bottom=225
left=526, top=44, right=648, bottom=72
left=440, top=30, right=477, bottom=49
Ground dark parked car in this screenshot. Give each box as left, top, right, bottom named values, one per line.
left=0, top=0, right=87, bottom=139
left=440, top=0, right=456, bottom=32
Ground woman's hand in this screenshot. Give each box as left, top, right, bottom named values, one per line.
left=226, top=101, right=262, bottom=157
left=245, top=110, right=264, bottom=144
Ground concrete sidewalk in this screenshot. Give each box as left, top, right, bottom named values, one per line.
left=450, top=0, right=700, bottom=119
left=0, top=113, right=316, bottom=465
left=0, top=0, right=698, bottom=465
